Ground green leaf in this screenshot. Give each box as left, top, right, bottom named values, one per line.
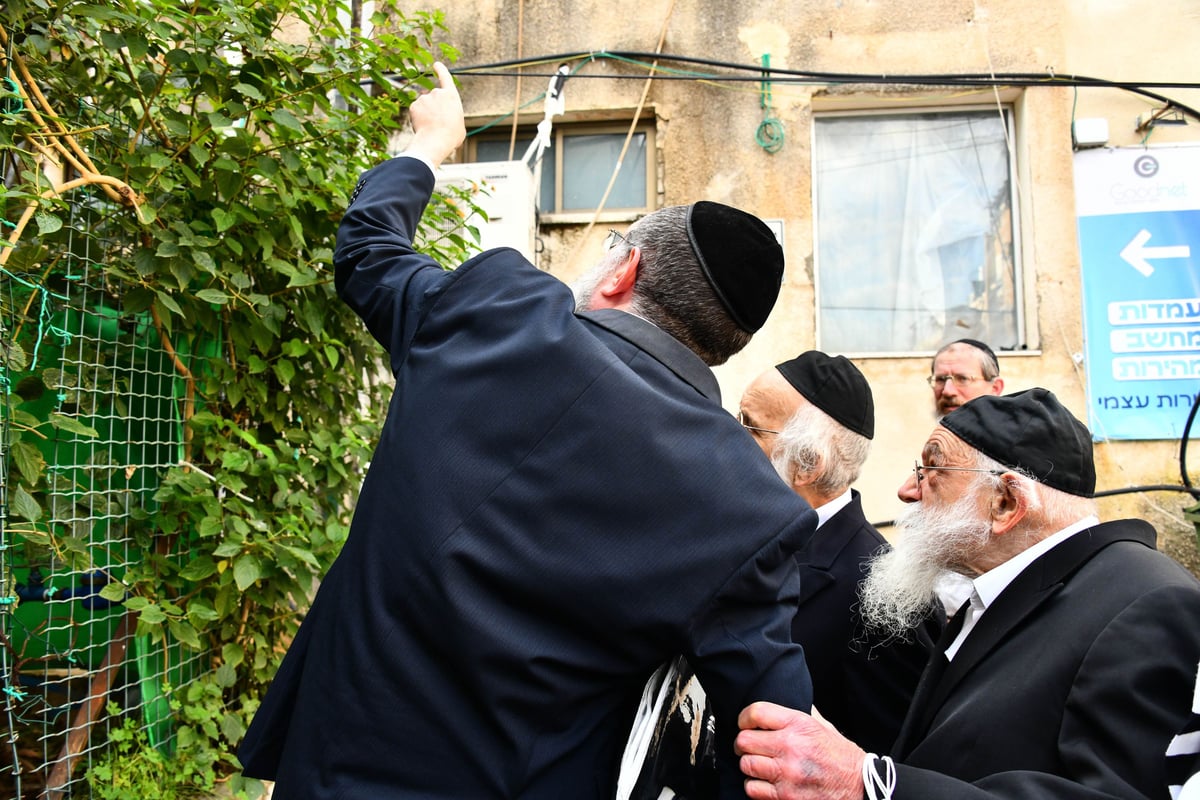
left=154, top=290, right=184, bottom=316
left=196, top=288, right=229, bottom=305
left=187, top=597, right=219, bottom=624
left=213, top=208, right=237, bottom=232
left=221, top=450, right=251, bottom=471
left=99, top=582, right=128, bottom=602
left=10, top=485, right=42, bottom=522
left=215, top=661, right=237, bottom=688
left=273, top=359, right=296, bottom=386
left=139, top=604, right=167, bottom=624
left=220, top=711, right=246, bottom=742
left=279, top=543, right=321, bottom=568
left=11, top=440, right=47, bottom=484
left=198, top=516, right=223, bottom=538
left=271, top=107, right=304, bottom=132
left=282, top=338, right=310, bottom=357
left=99, top=30, right=125, bottom=50
left=48, top=413, right=99, bottom=438
left=168, top=619, right=202, bottom=649
left=222, top=641, right=245, bottom=667
left=179, top=556, right=218, bottom=581
left=215, top=168, right=244, bottom=201
left=133, top=247, right=158, bottom=277
left=124, top=596, right=150, bottom=612
left=35, top=212, right=63, bottom=235
left=233, top=554, right=261, bottom=590
left=188, top=142, right=210, bottom=167
left=212, top=541, right=243, bottom=558
left=233, top=82, right=264, bottom=101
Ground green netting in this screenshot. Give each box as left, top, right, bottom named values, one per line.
left=0, top=116, right=210, bottom=799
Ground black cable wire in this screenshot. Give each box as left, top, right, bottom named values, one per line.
left=1181, top=392, right=1200, bottom=492
left=1094, top=484, right=1200, bottom=500
left=448, top=50, right=1200, bottom=122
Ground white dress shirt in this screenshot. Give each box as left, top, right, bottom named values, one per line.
left=945, top=515, right=1099, bottom=660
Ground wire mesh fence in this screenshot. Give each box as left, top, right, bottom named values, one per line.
left=1, top=110, right=209, bottom=798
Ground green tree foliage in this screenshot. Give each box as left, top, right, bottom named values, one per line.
left=2, top=0, right=474, bottom=788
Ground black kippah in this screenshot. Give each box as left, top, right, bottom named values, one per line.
left=949, top=339, right=999, bottom=373
left=776, top=351, right=875, bottom=440
left=685, top=201, right=784, bottom=333
left=939, top=388, right=1096, bottom=497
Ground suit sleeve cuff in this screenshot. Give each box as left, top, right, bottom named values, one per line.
left=392, top=151, right=437, bottom=177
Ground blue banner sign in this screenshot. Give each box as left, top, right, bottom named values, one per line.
left=1074, top=145, right=1200, bottom=440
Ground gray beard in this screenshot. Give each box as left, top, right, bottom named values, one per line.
left=859, top=492, right=991, bottom=636
left=570, top=262, right=614, bottom=311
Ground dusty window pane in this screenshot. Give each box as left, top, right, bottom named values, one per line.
left=814, top=110, right=1020, bottom=354
left=561, top=132, right=646, bottom=211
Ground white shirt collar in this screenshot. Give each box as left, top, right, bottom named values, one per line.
left=944, top=515, right=1099, bottom=660
left=972, top=515, right=1100, bottom=609
left=815, top=488, right=853, bottom=529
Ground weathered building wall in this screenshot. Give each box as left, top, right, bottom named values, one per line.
left=401, top=0, right=1200, bottom=571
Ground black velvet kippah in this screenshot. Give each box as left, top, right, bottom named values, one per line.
left=776, top=351, right=875, bottom=440
left=950, top=338, right=999, bottom=373
left=939, top=388, right=1096, bottom=497
left=685, top=201, right=784, bottom=333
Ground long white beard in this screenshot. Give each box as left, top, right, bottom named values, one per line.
left=860, top=492, right=991, bottom=636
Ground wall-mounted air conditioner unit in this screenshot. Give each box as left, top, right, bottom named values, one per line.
left=434, top=160, right=536, bottom=261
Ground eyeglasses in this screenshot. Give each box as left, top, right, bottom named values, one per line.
left=913, top=460, right=1005, bottom=484
left=738, top=411, right=781, bottom=436
left=927, top=373, right=985, bottom=389
left=604, top=229, right=630, bottom=250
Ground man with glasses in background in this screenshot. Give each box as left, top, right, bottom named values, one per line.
left=928, top=339, right=1003, bottom=419
left=734, top=388, right=1200, bottom=800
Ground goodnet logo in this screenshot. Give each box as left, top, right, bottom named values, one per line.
left=1133, top=155, right=1159, bottom=178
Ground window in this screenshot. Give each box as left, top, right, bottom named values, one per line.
left=813, top=108, right=1021, bottom=354
left=470, top=120, right=655, bottom=217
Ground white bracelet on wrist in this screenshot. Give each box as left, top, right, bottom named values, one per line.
left=862, top=752, right=897, bottom=800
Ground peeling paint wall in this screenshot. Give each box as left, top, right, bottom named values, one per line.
left=397, top=0, right=1200, bottom=570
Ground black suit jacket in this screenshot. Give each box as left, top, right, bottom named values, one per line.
left=792, top=492, right=934, bottom=755
left=891, top=519, right=1200, bottom=799
left=238, top=156, right=818, bottom=799
left=631, top=492, right=935, bottom=799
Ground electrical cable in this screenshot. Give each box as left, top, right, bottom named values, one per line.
left=1181, top=391, right=1200, bottom=493
left=445, top=50, right=1200, bottom=122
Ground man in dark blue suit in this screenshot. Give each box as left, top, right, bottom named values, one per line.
left=736, top=389, right=1200, bottom=800
left=623, top=352, right=932, bottom=799
left=238, top=63, right=817, bottom=799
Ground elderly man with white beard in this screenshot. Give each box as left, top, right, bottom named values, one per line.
left=735, top=388, right=1200, bottom=800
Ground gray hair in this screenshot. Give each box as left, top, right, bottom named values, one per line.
left=932, top=341, right=1000, bottom=381
left=770, top=401, right=871, bottom=496
left=622, top=206, right=752, bottom=366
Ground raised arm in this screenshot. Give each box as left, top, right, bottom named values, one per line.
left=406, top=62, right=467, bottom=170
left=333, top=62, right=468, bottom=361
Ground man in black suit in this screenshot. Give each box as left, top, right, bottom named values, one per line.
left=623, top=352, right=933, bottom=799
left=736, top=388, right=1200, bottom=800
left=239, top=63, right=818, bottom=799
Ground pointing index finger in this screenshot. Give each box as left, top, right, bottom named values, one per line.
left=431, top=61, right=453, bottom=89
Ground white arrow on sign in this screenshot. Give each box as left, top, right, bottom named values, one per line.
left=1120, top=228, right=1191, bottom=277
